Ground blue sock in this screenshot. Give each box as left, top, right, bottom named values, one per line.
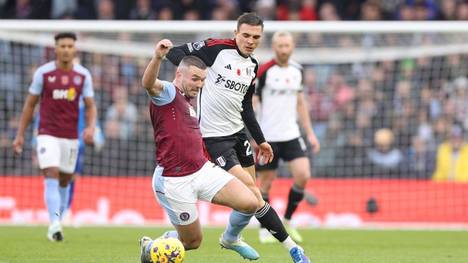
left=223, top=210, right=254, bottom=242
left=44, top=178, right=60, bottom=223
left=59, top=185, right=70, bottom=219
left=163, top=230, right=179, bottom=239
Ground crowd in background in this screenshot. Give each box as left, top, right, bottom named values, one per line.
left=1, top=0, right=468, bottom=21
left=1, top=0, right=468, bottom=181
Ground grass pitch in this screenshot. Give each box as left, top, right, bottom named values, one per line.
left=0, top=226, right=467, bottom=263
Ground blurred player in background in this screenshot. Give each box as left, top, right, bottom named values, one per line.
left=32, top=94, right=105, bottom=222
left=139, top=39, right=258, bottom=263
left=166, top=13, right=310, bottom=263
left=12, top=32, right=97, bottom=242
left=254, top=31, right=320, bottom=244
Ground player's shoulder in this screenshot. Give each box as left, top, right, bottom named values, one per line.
left=73, top=63, right=92, bottom=77
left=206, top=38, right=236, bottom=49
left=288, top=60, right=303, bottom=71
left=35, top=61, right=56, bottom=75
left=258, top=59, right=277, bottom=77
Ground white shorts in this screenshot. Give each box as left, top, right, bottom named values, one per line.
left=152, top=161, right=234, bottom=226
left=36, top=135, right=79, bottom=174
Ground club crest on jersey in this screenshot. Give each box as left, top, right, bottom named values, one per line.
left=179, top=212, right=190, bottom=221
left=216, top=156, right=226, bottom=167
left=73, top=75, right=82, bottom=85
left=245, top=67, right=255, bottom=77
left=47, top=76, right=56, bottom=83
left=61, top=75, right=69, bottom=85
left=188, top=106, right=196, bottom=118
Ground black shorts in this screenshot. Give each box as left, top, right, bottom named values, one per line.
left=203, top=129, right=255, bottom=171
left=256, top=137, right=307, bottom=171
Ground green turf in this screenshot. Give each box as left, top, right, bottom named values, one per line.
left=0, top=226, right=467, bottom=263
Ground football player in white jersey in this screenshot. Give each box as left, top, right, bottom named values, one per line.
left=254, top=31, right=321, bottom=244
left=167, top=13, right=311, bottom=263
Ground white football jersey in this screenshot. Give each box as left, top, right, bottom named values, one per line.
left=256, top=59, right=303, bottom=142
left=170, top=39, right=258, bottom=138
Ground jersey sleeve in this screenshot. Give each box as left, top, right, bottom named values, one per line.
left=82, top=69, right=94, bottom=98
left=148, top=81, right=176, bottom=106
left=166, top=39, right=219, bottom=67
left=28, top=69, right=44, bottom=95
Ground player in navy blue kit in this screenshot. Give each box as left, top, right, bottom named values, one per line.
left=167, top=13, right=311, bottom=263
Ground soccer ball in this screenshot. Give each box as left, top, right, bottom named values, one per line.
left=149, top=237, right=185, bottom=263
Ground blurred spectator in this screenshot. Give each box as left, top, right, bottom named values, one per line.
left=157, top=6, right=174, bottom=20
left=432, top=125, right=468, bottom=182
left=75, top=0, right=96, bottom=19
left=170, top=0, right=206, bottom=20
left=367, top=128, right=404, bottom=176
left=299, top=0, right=318, bottom=20
left=436, top=0, right=457, bottom=20
left=210, top=0, right=238, bottom=20
left=360, top=0, right=383, bottom=20
left=277, top=0, right=318, bottom=20
left=318, top=2, right=340, bottom=20
left=397, top=3, right=414, bottom=20
left=335, top=130, right=369, bottom=177
left=96, top=0, right=114, bottom=19
left=456, top=1, right=468, bottom=20
left=15, top=0, right=32, bottom=18
left=129, top=0, right=156, bottom=20
left=313, top=115, right=346, bottom=177
left=449, top=77, right=468, bottom=130
left=403, top=136, right=436, bottom=179
left=105, top=87, right=138, bottom=140
left=51, top=0, right=77, bottom=19
left=255, top=0, right=276, bottom=20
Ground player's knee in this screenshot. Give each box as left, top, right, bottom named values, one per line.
left=182, top=235, right=202, bottom=250
left=294, top=171, right=311, bottom=187
left=251, top=190, right=266, bottom=209
left=240, top=198, right=258, bottom=214
left=260, top=180, right=273, bottom=192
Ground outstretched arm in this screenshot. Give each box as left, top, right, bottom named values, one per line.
left=142, top=39, right=173, bottom=96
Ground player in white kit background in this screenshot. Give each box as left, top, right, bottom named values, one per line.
left=254, top=31, right=321, bottom=244
left=12, top=32, right=97, bottom=242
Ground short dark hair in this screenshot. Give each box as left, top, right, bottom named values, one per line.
left=180, top=55, right=206, bottom=70
left=237, top=12, right=264, bottom=30
left=54, top=32, right=77, bottom=42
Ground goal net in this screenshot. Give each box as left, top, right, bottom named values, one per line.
left=0, top=20, right=467, bottom=228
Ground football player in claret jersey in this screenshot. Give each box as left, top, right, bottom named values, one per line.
left=166, top=13, right=311, bottom=263
left=254, top=31, right=321, bottom=244
left=139, top=39, right=258, bottom=263
left=12, top=32, right=97, bottom=242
